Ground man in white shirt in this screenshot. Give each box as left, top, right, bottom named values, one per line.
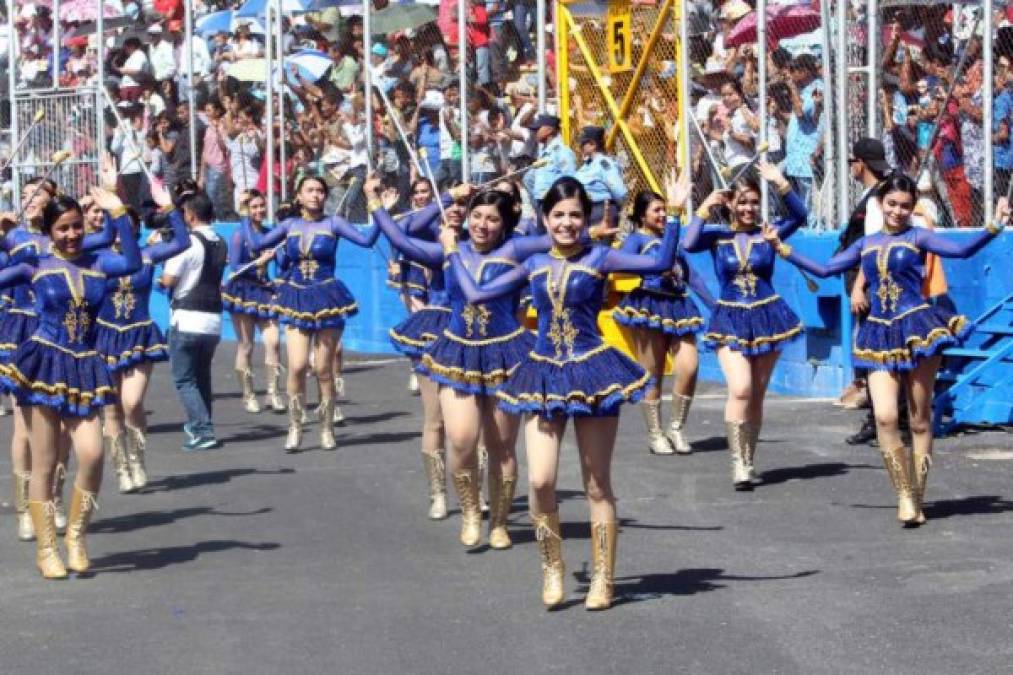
left=161, top=191, right=227, bottom=451
left=115, top=38, right=149, bottom=101
left=110, top=102, right=150, bottom=213
left=148, top=24, right=177, bottom=84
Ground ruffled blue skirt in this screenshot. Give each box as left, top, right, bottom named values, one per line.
left=389, top=307, right=451, bottom=358
left=0, top=337, right=115, bottom=416
left=855, top=305, right=971, bottom=371
left=386, top=262, right=429, bottom=300
left=223, top=276, right=277, bottom=318
left=614, top=289, right=705, bottom=336
left=0, top=310, right=38, bottom=362
left=417, top=327, right=535, bottom=396
left=95, top=319, right=169, bottom=372
left=704, top=296, right=803, bottom=355
left=498, top=344, right=652, bottom=418
left=272, top=278, right=358, bottom=331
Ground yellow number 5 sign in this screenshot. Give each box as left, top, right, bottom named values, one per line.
left=606, top=0, right=632, bottom=73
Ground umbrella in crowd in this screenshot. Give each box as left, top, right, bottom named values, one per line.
left=196, top=10, right=266, bottom=37
left=371, top=3, right=437, bottom=36
left=59, top=0, right=124, bottom=22
left=285, top=50, right=333, bottom=84
left=725, top=3, right=822, bottom=50
left=227, top=58, right=269, bottom=82
left=305, top=0, right=362, bottom=9
left=236, top=0, right=312, bottom=19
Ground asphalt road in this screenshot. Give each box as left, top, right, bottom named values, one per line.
left=1, top=344, right=1012, bottom=675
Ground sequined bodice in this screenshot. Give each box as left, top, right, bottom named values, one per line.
left=444, top=243, right=522, bottom=339
left=283, top=218, right=338, bottom=284
left=525, top=247, right=610, bottom=360
left=860, top=230, right=929, bottom=322
left=31, top=255, right=108, bottom=351
left=6, top=227, right=49, bottom=310
left=97, top=258, right=155, bottom=324
left=711, top=231, right=779, bottom=304
left=626, top=231, right=689, bottom=295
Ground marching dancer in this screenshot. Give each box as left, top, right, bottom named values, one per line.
left=95, top=184, right=189, bottom=492
left=682, top=161, right=807, bottom=490
left=222, top=190, right=285, bottom=415
left=0, top=187, right=142, bottom=578
left=614, top=189, right=713, bottom=455
left=247, top=175, right=380, bottom=452
left=767, top=177, right=1005, bottom=526
left=442, top=173, right=687, bottom=610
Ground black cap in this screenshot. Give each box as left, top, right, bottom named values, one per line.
left=577, top=126, right=605, bottom=147
left=851, top=137, right=890, bottom=174
left=525, top=114, right=561, bottom=131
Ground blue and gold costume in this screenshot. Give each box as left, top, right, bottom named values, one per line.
left=449, top=219, right=680, bottom=417
left=247, top=213, right=380, bottom=331
left=222, top=217, right=279, bottom=318
left=613, top=230, right=712, bottom=336
left=0, top=215, right=115, bottom=361
left=781, top=225, right=1000, bottom=370
left=682, top=191, right=808, bottom=355
left=0, top=212, right=142, bottom=416
left=94, top=209, right=190, bottom=371
left=382, top=198, right=450, bottom=302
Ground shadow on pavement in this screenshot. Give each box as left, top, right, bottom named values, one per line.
left=221, top=425, right=288, bottom=444
left=143, top=468, right=296, bottom=493
left=759, top=462, right=877, bottom=486
left=91, top=507, right=273, bottom=534
left=341, top=431, right=422, bottom=447
left=505, top=517, right=722, bottom=547
left=89, top=540, right=281, bottom=573
left=924, top=495, right=1013, bottom=520
left=686, top=436, right=728, bottom=453
left=343, top=411, right=411, bottom=425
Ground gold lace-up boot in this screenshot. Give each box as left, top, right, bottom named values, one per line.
left=912, top=448, right=932, bottom=525
left=641, top=399, right=674, bottom=455
left=532, top=512, right=565, bottom=608
left=882, top=445, right=919, bottom=525
left=744, top=422, right=760, bottom=483
left=477, top=445, right=489, bottom=513
left=52, top=463, right=67, bottom=533
left=585, top=521, right=618, bottom=610
left=237, top=368, right=261, bottom=413
left=726, top=421, right=752, bottom=490
left=452, top=468, right=482, bottom=547
left=422, top=452, right=448, bottom=520
left=319, top=398, right=337, bottom=450
left=266, top=365, right=286, bottom=412
left=666, top=394, right=694, bottom=454
left=126, top=426, right=148, bottom=489
left=487, top=474, right=517, bottom=550
left=285, top=395, right=304, bottom=452
left=28, top=501, right=67, bottom=579
left=109, top=433, right=135, bottom=493
left=64, top=486, right=99, bottom=573
left=14, top=470, right=34, bottom=541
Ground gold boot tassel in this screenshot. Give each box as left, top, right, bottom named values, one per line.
left=912, top=448, right=932, bottom=526
left=882, top=445, right=919, bottom=525
left=585, top=520, right=618, bottom=611
left=126, top=426, right=149, bottom=489
left=488, top=474, right=517, bottom=550
left=532, top=512, right=565, bottom=608
left=14, top=470, right=34, bottom=541
left=285, top=395, right=304, bottom=452
left=666, top=394, right=694, bottom=454
left=452, top=468, right=482, bottom=547
left=726, top=421, right=752, bottom=490
left=28, top=501, right=67, bottom=579
left=641, top=399, right=674, bottom=455
left=319, top=398, right=337, bottom=450
left=237, top=368, right=261, bottom=413
left=64, top=486, right=99, bottom=573
left=422, top=452, right=448, bottom=520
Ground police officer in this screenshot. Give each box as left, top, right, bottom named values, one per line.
left=523, top=114, right=576, bottom=230
left=574, top=125, right=627, bottom=229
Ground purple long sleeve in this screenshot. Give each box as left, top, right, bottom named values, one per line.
left=373, top=208, right=445, bottom=267
left=602, top=218, right=679, bottom=274
left=145, top=210, right=191, bottom=264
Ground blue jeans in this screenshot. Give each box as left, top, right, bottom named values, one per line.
left=168, top=328, right=220, bottom=439
left=513, top=0, right=536, bottom=60
left=203, top=166, right=232, bottom=221
left=475, top=46, right=491, bottom=85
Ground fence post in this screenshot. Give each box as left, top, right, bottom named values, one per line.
left=53, top=0, right=61, bottom=89
left=8, top=0, right=20, bottom=205
left=276, top=5, right=287, bottom=202
left=757, top=0, right=769, bottom=216
left=984, top=0, right=994, bottom=226
left=818, top=0, right=833, bottom=230
left=265, top=0, right=275, bottom=221
left=537, top=0, right=547, bottom=112
left=867, top=0, right=878, bottom=137
left=96, top=0, right=105, bottom=182
left=185, top=0, right=198, bottom=180
left=836, top=0, right=853, bottom=379
left=677, top=0, right=692, bottom=213
left=458, top=0, right=469, bottom=181
left=363, top=0, right=373, bottom=172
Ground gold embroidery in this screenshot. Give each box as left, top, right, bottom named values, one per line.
left=730, top=236, right=758, bottom=298
left=111, top=278, right=137, bottom=320
left=62, top=300, right=92, bottom=345
left=298, top=258, right=320, bottom=279
left=461, top=304, right=491, bottom=337
left=546, top=308, right=579, bottom=359
left=875, top=245, right=903, bottom=314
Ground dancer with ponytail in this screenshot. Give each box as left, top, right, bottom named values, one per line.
left=767, top=178, right=1006, bottom=526
left=95, top=184, right=188, bottom=492
left=682, top=161, right=807, bottom=490
left=0, top=187, right=142, bottom=578
left=614, top=189, right=713, bottom=455
left=222, top=190, right=285, bottom=415
left=442, top=172, right=688, bottom=610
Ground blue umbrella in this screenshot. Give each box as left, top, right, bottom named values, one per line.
left=195, top=9, right=265, bottom=36
left=305, top=0, right=360, bottom=8
left=236, top=0, right=312, bottom=19
left=284, top=49, right=333, bottom=84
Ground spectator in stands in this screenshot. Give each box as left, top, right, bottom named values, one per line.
left=783, top=54, right=824, bottom=215
left=148, top=24, right=178, bottom=97
left=111, top=102, right=151, bottom=214
left=199, top=98, right=233, bottom=221
left=994, top=63, right=1013, bottom=199
left=115, top=38, right=150, bottom=102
